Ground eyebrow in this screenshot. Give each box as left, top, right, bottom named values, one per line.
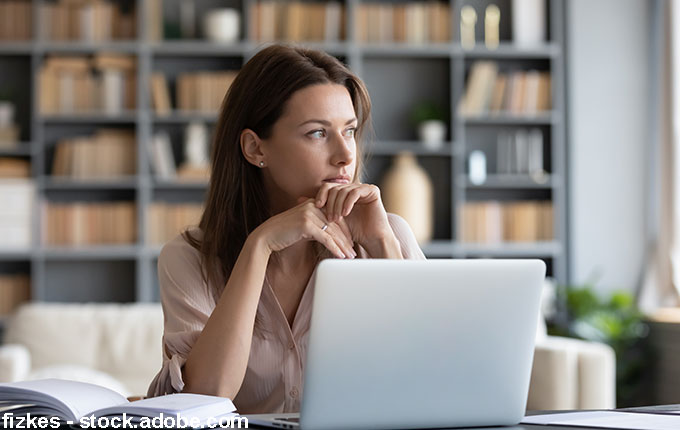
left=298, top=118, right=358, bottom=127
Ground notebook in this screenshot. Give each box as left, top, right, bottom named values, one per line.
left=0, top=379, right=239, bottom=429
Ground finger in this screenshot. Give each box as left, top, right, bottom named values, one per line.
left=304, top=216, right=346, bottom=259
left=342, top=187, right=364, bottom=216
left=330, top=186, right=350, bottom=221
left=304, top=207, right=348, bottom=259
left=334, top=185, right=357, bottom=219
left=325, top=186, right=342, bottom=222
left=315, top=182, right=334, bottom=208
left=335, top=217, right=354, bottom=248
left=297, top=196, right=312, bottom=205
left=326, top=222, right=356, bottom=258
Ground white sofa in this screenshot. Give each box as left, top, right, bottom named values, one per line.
left=0, top=303, right=616, bottom=409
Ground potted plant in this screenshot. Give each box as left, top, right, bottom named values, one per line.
left=410, top=101, right=447, bottom=149
left=548, top=284, right=652, bottom=407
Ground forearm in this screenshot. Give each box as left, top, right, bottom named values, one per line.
left=182, top=232, right=271, bottom=398
left=360, top=231, right=402, bottom=259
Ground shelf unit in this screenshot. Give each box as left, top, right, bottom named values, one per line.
left=0, top=0, right=568, bottom=307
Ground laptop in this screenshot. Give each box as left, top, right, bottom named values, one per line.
left=247, top=259, right=546, bottom=429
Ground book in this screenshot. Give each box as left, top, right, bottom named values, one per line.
left=0, top=158, right=30, bottom=178
left=0, top=273, right=30, bottom=316
left=151, top=73, right=171, bottom=115
left=0, top=379, right=238, bottom=429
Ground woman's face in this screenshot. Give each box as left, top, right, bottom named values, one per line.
left=261, top=83, right=358, bottom=212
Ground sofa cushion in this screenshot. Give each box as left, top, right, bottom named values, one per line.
left=96, top=304, right=163, bottom=395
left=5, top=304, right=102, bottom=370
left=28, top=364, right=130, bottom=397
left=5, top=303, right=164, bottom=396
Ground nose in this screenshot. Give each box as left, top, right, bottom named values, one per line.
left=329, top=130, right=355, bottom=166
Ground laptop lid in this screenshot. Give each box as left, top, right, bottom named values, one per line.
left=300, top=259, right=546, bottom=430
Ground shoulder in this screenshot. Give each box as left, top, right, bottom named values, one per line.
left=157, top=229, right=216, bottom=330
left=159, top=229, right=202, bottom=269
left=386, top=213, right=426, bottom=260
left=157, top=229, right=217, bottom=303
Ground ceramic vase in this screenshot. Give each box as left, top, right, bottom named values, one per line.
left=204, top=9, right=240, bottom=43
left=380, top=152, right=434, bottom=243
left=512, top=0, right=546, bottom=46
left=418, top=120, right=446, bottom=149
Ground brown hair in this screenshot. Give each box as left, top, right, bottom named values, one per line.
left=184, top=44, right=373, bottom=294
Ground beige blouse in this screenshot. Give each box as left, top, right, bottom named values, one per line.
left=146, top=213, right=426, bottom=413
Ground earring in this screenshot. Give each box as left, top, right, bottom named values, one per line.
left=259, top=161, right=264, bottom=167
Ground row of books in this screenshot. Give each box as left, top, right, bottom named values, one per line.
left=148, top=203, right=203, bottom=245
left=458, top=201, right=553, bottom=243
left=37, top=0, right=136, bottom=42
left=151, top=71, right=237, bottom=115
left=250, top=1, right=344, bottom=42
left=52, top=129, right=136, bottom=179
left=0, top=158, right=30, bottom=178
left=357, top=2, right=451, bottom=44
left=0, top=1, right=31, bottom=41
left=39, top=55, right=137, bottom=115
left=460, top=61, right=552, bottom=116
left=0, top=274, right=30, bottom=316
left=44, top=202, right=136, bottom=246
left=496, top=128, right=547, bottom=178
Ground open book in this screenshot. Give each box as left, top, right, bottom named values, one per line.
left=0, top=379, right=238, bottom=429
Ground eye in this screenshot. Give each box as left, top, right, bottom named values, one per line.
left=308, top=129, right=326, bottom=139
left=344, top=127, right=357, bottom=138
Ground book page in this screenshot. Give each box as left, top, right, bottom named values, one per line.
left=93, top=393, right=235, bottom=418
left=0, top=379, right=127, bottom=421
left=522, top=411, right=680, bottom=430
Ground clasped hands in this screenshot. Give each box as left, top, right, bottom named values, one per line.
left=254, top=182, right=396, bottom=259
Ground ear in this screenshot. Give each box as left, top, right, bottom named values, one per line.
left=240, top=128, right=265, bottom=167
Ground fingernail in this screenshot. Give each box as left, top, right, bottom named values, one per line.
left=339, top=252, right=346, bottom=259
left=316, top=200, right=322, bottom=207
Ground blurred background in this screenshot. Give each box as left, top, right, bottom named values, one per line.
left=0, top=0, right=677, bottom=409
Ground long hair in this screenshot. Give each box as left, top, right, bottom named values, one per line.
left=184, top=44, right=373, bottom=295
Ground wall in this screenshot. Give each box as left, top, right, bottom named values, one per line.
left=567, top=0, right=651, bottom=293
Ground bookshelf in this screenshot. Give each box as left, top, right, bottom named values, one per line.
left=0, top=0, right=568, bottom=311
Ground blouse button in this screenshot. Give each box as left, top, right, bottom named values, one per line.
left=290, top=387, right=299, bottom=398
left=288, top=342, right=295, bottom=350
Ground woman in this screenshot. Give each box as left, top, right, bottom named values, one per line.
left=147, top=44, right=425, bottom=414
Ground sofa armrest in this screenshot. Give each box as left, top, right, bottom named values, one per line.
left=528, top=338, right=578, bottom=410
left=573, top=339, right=616, bottom=409
left=528, top=336, right=616, bottom=411
left=0, top=344, right=31, bottom=382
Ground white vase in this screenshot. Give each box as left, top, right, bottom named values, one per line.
left=512, top=0, right=546, bottom=46
left=468, top=150, right=487, bottom=185
left=204, top=9, right=240, bottom=43
left=380, top=152, right=434, bottom=243
left=418, top=120, right=446, bottom=149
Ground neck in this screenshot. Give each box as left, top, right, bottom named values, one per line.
left=269, top=241, right=316, bottom=275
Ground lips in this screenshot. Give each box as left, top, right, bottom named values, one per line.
left=323, top=176, right=351, bottom=184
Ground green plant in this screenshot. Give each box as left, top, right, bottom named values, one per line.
left=548, top=284, right=651, bottom=407
left=409, top=101, right=447, bottom=125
